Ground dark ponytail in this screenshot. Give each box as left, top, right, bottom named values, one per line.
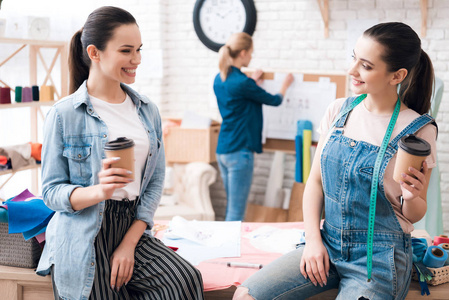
left=68, top=6, right=137, bottom=93
left=399, top=50, right=434, bottom=114
left=364, top=22, right=434, bottom=115
left=69, top=29, right=89, bottom=94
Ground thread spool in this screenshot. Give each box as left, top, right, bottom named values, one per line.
left=423, top=245, right=448, bottom=268
left=0, top=87, right=11, bottom=104
left=32, top=85, right=40, bottom=101
left=39, top=85, right=54, bottom=102
left=14, top=86, right=23, bottom=103
left=441, top=243, right=449, bottom=266
left=433, top=235, right=449, bottom=246
left=22, top=87, right=32, bottom=102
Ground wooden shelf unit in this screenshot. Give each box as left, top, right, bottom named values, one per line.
left=0, top=38, right=68, bottom=195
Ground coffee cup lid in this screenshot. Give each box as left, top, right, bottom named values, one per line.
left=104, top=137, right=134, bottom=150
left=398, top=134, right=431, bottom=156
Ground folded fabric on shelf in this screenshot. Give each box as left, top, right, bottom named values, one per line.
left=29, top=142, right=42, bottom=161
left=0, top=143, right=36, bottom=170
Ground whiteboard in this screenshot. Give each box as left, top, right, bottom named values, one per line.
left=262, top=73, right=337, bottom=142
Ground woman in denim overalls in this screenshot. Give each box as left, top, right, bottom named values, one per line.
left=234, top=22, right=437, bottom=300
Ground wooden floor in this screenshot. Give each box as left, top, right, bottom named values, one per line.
left=204, top=281, right=449, bottom=300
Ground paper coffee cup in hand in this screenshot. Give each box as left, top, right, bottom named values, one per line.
left=104, top=137, right=135, bottom=179
left=393, top=134, right=430, bottom=184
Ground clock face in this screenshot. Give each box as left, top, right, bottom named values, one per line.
left=193, top=0, right=257, bottom=52
left=28, top=17, right=50, bottom=40
left=199, top=0, right=246, bottom=44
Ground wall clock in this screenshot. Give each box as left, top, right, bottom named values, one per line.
left=193, top=0, right=257, bottom=52
left=28, top=17, right=50, bottom=40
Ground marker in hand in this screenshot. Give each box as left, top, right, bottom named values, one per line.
left=226, top=262, right=263, bottom=269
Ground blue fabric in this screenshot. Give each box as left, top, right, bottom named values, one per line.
left=0, top=207, right=7, bottom=223
left=7, top=198, right=54, bottom=234
left=216, top=149, right=254, bottom=221
left=213, top=66, right=282, bottom=154
left=242, top=97, right=436, bottom=300
left=23, top=221, right=48, bottom=241
left=36, top=81, right=165, bottom=300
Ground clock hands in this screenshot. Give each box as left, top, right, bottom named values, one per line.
left=214, top=7, right=237, bottom=19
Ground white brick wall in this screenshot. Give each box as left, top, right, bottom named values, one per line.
left=128, top=0, right=449, bottom=234
left=4, top=0, right=446, bottom=232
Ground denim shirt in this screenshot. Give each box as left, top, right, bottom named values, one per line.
left=36, top=81, right=165, bottom=300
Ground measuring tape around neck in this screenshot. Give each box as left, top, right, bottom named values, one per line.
left=366, top=97, right=401, bottom=281
left=328, top=94, right=401, bottom=281
left=329, top=94, right=367, bottom=130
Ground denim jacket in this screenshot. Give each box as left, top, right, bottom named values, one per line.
left=36, top=81, right=165, bottom=300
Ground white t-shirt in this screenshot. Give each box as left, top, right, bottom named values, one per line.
left=318, top=98, right=438, bottom=233
left=90, top=94, right=150, bottom=201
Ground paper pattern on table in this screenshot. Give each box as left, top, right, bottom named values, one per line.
left=163, top=216, right=241, bottom=265
left=244, top=225, right=305, bottom=254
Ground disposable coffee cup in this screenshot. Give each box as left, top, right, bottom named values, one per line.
left=393, top=134, right=431, bottom=183
left=104, top=137, right=135, bottom=179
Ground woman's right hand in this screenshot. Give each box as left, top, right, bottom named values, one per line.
left=299, top=238, right=330, bottom=287
left=280, top=73, right=294, bottom=96
left=97, top=157, right=133, bottom=200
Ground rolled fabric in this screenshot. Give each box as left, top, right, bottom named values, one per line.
left=422, top=245, right=448, bottom=268
left=14, top=86, right=22, bottom=103
left=433, top=235, right=449, bottom=246
left=0, top=87, right=11, bottom=104
left=440, top=243, right=449, bottom=266
left=22, top=87, right=33, bottom=102
left=32, top=85, right=40, bottom=101
left=302, top=130, right=312, bottom=183
left=295, top=135, right=302, bottom=183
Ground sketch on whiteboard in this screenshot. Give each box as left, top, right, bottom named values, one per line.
left=261, top=73, right=337, bottom=142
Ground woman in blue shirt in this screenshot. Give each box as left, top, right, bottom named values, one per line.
left=213, top=32, right=294, bottom=221
left=36, top=6, right=203, bottom=300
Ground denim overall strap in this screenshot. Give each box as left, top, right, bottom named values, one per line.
left=388, top=114, right=436, bottom=152
left=333, top=96, right=360, bottom=129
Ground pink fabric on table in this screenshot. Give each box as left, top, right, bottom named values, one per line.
left=197, top=222, right=305, bottom=291
left=155, top=221, right=306, bottom=292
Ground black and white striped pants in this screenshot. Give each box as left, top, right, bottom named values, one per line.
left=54, top=199, right=204, bottom=300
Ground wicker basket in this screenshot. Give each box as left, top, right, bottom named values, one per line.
left=0, top=222, right=42, bottom=268
left=412, top=265, right=449, bottom=286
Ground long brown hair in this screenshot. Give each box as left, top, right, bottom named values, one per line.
left=218, top=32, right=253, bottom=81
left=69, top=6, right=137, bottom=93
left=364, top=22, right=434, bottom=115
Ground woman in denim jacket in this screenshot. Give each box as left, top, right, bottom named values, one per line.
left=233, top=23, right=437, bottom=300
left=36, top=6, right=203, bottom=300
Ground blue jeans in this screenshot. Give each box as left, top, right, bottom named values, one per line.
left=216, top=149, right=254, bottom=221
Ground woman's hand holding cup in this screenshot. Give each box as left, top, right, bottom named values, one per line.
left=97, top=157, right=133, bottom=200
left=399, top=161, right=428, bottom=201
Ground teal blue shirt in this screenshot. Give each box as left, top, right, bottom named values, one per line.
left=213, top=66, right=283, bottom=154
